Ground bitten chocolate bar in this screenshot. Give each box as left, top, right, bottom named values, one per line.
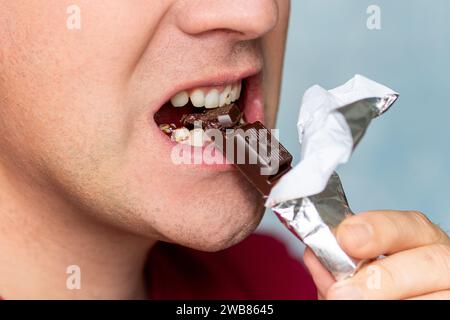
left=214, top=121, right=293, bottom=196
left=181, top=104, right=242, bottom=130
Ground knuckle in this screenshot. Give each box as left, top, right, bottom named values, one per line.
left=409, top=210, right=432, bottom=227
left=424, top=244, right=450, bottom=286
left=434, top=228, right=450, bottom=245
left=370, top=260, right=398, bottom=291
left=408, top=210, right=445, bottom=243
left=434, top=243, right=450, bottom=270
left=379, top=213, right=403, bottom=240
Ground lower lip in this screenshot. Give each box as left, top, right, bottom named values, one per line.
left=150, top=73, right=264, bottom=170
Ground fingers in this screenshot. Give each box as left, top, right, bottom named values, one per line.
left=305, top=210, right=449, bottom=300
left=326, top=243, right=450, bottom=300
left=336, top=210, right=448, bottom=259
left=407, top=290, right=450, bottom=300
left=303, top=247, right=335, bottom=297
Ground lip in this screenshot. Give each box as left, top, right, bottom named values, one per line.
left=150, top=66, right=263, bottom=115
left=149, top=68, right=265, bottom=171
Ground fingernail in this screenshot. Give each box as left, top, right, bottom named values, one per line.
left=328, top=284, right=364, bottom=300
left=339, top=223, right=372, bottom=247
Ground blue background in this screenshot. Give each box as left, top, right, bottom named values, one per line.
left=257, top=0, right=450, bottom=257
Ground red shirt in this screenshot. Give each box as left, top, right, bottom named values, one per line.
left=147, top=233, right=317, bottom=299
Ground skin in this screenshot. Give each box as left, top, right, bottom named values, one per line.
left=304, top=211, right=450, bottom=300
left=0, top=0, right=448, bottom=299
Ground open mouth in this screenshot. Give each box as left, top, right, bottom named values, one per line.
left=152, top=73, right=293, bottom=195
left=154, top=78, right=249, bottom=147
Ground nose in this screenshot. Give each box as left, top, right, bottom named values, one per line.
left=175, top=0, right=279, bottom=40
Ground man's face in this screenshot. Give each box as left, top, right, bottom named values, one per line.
left=0, top=0, right=290, bottom=251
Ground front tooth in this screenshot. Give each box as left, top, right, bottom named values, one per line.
left=170, top=91, right=189, bottom=107
left=171, top=127, right=190, bottom=142
left=205, top=89, right=220, bottom=109
left=223, top=85, right=232, bottom=105
left=219, top=86, right=231, bottom=107
left=190, top=89, right=205, bottom=108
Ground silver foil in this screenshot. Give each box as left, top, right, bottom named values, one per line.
left=273, top=95, right=398, bottom=281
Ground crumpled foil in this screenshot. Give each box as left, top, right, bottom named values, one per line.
left=268, top=76, right=399, bottom=281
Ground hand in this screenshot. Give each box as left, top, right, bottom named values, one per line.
left=303, top=210, right=450, bottom=300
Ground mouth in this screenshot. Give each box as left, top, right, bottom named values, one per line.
left=153, top=73, right=264, bottom=147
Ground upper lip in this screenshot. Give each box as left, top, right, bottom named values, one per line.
left=152, top=66, right=262, bottom=113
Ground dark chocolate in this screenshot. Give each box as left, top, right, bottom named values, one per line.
left=213, top=121, right=293, bottom=196
left=181, top=104, right=242, bottom=130
left=180, top=102, right=292, bottom=196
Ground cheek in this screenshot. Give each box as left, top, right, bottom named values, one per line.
left=0, top=1, right=167, bottom=180
left=0, top=67, right=129, bottom=188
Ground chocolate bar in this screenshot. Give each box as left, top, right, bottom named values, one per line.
left=181, top=104, right=242, bottom=130
left=187, top=101, right=293, bottom=195
left=210, top=121, right=293, bottom=196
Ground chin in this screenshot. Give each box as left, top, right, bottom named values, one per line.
left=141, top=171, right=266, bottom=253
left=193, top=190, right=265, bottom=253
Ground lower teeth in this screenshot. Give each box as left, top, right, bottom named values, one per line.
left=158, top=103, right=245, bottom=147
left=188, top=128, right=211, bottom=147
left=159, top=123, right=177, bottom=135
left=170, top=127, right=190, bottom=143
left=169, top=126, right=211, bottom=147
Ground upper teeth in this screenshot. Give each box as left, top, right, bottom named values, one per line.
left=170, top=91, right=189, bottom=107
left=205, top=89, right=220, bottom=109
left=170, top=81, right=242, bottom=108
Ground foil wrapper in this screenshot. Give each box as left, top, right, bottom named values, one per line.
left=273, top=173, right=359, bottom=281
left=268, top=76, right=399, bottom=281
